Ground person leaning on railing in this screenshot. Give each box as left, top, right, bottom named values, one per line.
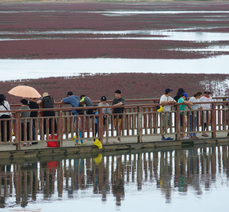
left=188, top=92, right=202, bottom=139
left=178, top=93, right=193, bottom=140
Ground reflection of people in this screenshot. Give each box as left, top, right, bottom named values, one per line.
left=112, top=90, right=125, bottom=142
left=112, top=156, right=124, bottom=206
left=37, top=92, right=57, bottom=135
left=0, top=94, right=11, bottom=142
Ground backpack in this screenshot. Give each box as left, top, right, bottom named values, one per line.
left=42, top=97, right=54, bottom=108
left=42, top=97, right=55, bottom=116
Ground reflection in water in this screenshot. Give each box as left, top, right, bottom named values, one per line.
left=0, top=146, right=228, bottom=209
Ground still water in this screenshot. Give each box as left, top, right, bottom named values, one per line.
left=1, top=145, right=228, bottom=212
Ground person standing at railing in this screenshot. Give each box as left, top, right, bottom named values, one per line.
left=98, top=96, right=111, bottom=143
left=112, top=90, right=125, bottom=142
left=188, top=92, right=202, bottom=139
left=200, top=91, right=214, bottom=137
left=178, top=93, right=193, bottom=140
left=20, top=99, right=31, bottom=146
left=29, top=98, right=39, bottom=142
left=0, top=94, right=11, bottom=142
left=61, top=91, right=84, bottom=145
left=37, top=92, right=57, bottom=136
left=80, top=94, right=93, bottom=134
left=174, top=88, right=185, bottom=102
left=159, top=88, right=176, bottom=140
left=226, top=98, right=229, bottom=137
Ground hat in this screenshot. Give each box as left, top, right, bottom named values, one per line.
left=67, top=91, right=73, bottom=96
left=42, top=92, right=49, bottom=98
left=183, top=93, right=188, bottom=100
left=165, top=88, right=173, bottom=94
left=115, top=90, right=121, bottom=94
left=204, top=90, right=211, bottom=94
left=0, top=94, right=6, bottom=101
left=101, top=96, right=107, bottom=101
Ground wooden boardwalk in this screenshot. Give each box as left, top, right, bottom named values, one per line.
left=0, top=131, right=228, bottom=160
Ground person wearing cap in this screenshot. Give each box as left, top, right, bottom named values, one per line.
left=112, top=90, right=125, bottom=142
left=159, top=88, right=176, bottom=140
left=0, top=93, right=11, bottom=142
left=200, top=90, right=214, bottom=137
left=98, top=96, right=111, bottom=143
left=178, top=93, right=193, bottom=140
left=37, top=92, right=57, bottom=135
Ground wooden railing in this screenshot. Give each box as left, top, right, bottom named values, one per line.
left=0, top=98, right=229, bottom=150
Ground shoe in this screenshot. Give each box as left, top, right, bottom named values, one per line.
left=167, top=137, right=174, bottom=140
left=194, top=136, right=199, bottom=139
left=81, top=142, right=86, bottom=145
left=161, top=137, right=166, bottom=141
left=114, top=140, right=120, bottom=143
left=202, top=134, right=209, bottom=137
left=181, top=136, right=190, bottom=140
left=75, top=143, right=81, bottom=145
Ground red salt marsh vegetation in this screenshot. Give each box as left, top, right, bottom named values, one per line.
left=0, top=2, right=229, bottom=59
left=1, top=73, right=228, bottom=104
left=0, top=2, right=229, bottom=103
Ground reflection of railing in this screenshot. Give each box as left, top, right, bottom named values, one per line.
left=0, top=100, right=229, bottom=149
left=0, top=146, right=228, bottom=207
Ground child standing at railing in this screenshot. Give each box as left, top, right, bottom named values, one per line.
left=178, top=93, right=193, bottom=140
left=92, top=107, right=98, bottom=137
left=98, top=96, right=111, bottom=143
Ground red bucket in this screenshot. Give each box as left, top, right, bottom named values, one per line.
left=47, top=135, right=58, bottom=147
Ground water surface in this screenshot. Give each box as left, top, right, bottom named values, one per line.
left=1, top=145, right=228, bottom=211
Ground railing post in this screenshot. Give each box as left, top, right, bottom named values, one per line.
left=99, top=108, right=104, bottom=143
left=58, top=109, right=63, bottom=147
left=137, top=106, right=142, bottom=143
left=175, top=105, right=180, bottom=140
left=211, top=103, right=217, bottom=138
left=15, top=111, right=21, bottom=150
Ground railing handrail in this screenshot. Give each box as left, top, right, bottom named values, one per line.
left=1, top=100, right=228, bottom=114
left=7, top=96, right=229, bottom=108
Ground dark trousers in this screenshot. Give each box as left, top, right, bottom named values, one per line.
left=0, top=115, right=10, bottom=142
left=21, top=122, right=30, bottom=141
left=43, top=117, right=57, bottom=134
